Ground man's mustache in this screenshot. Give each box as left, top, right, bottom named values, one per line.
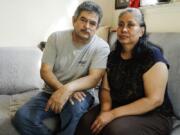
left=81, top=29, right=91, bottom=33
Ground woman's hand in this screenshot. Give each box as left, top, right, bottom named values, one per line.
left=91, top=111, right=114, bottom=134
left=69, top=92, right=86, bottom=105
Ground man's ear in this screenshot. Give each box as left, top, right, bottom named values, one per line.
left=72, top=16, right=76, bottom=26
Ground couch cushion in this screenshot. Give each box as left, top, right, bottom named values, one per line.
left=96, top=26, right=110, bottom=42
left=0, top=47, right=44, bottom=94
left=148, top=33, right=180, bottom=119
left=0, top=90, right=40, bottom=135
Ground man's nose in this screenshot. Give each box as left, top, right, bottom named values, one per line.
left=84, top=21, right=90, bottom=29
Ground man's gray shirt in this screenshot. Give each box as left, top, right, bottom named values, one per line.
left=42, top=29, right=110, bottom=94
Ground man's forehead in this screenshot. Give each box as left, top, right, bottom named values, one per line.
left=79, top=11, right=98, bottom=21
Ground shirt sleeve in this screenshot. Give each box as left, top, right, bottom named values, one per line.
left=90, top=44, right=110, bottom=69
left=42, top=32, right=57, bottom=68
left=142, top=47, right=169, bottom=73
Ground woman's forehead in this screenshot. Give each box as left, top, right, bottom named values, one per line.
left=119, top=11, right=142, bottom=24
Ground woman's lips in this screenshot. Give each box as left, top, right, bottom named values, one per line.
left=119, top=35, right=129, bottom=39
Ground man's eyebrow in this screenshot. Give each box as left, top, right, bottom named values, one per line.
left=80, top=16, right=98, bottom=23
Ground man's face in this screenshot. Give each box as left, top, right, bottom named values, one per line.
left=73, top=11, right=99, bottom=42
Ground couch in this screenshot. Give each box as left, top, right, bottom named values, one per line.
left=0, top=31, right=179, bottom=135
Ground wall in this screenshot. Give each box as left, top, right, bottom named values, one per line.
left=90, top=0, right=114, bottom=26
left=0, top=0, right=114, bottom=47
left=112, top=1, right=180, bottom=32
left=1, top=0, right=179, bottom=47
left=0, top=0, right=80, bottom=47
left=142, top=2, right=180, bottom=32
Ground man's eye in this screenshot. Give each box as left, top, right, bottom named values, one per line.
left=90, top=21, right=97, bottom=26
left=80, top=18, right=87, bottom=22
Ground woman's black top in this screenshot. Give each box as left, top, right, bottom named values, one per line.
left=107, top=44, right=174, bottom=116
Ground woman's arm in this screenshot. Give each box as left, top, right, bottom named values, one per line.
left=100, top=72, right=112, bottom=112
left=111, top=62, right=168, bottom=119
left=91, top=72, right=113, bottom=134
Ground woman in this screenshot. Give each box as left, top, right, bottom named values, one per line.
left=75, top=8, right=174, bottom=135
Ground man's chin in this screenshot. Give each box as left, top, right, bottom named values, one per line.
left=79, top=35, right=91, bottom=40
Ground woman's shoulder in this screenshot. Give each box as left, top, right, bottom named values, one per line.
left=141, top=42, right=169, bottom=73
left=144, top=42, right=164, bottom=61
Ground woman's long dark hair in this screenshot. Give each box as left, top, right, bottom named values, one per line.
left=114, top=8, right=162, bottom=60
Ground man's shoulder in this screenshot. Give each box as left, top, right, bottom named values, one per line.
left=93, top=35, right=110, bottom=48
left=52, top=29, right=73, bottom=36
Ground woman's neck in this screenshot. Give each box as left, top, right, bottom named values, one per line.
left=121, top=49, right=132, bottom=60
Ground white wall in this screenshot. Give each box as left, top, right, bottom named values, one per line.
left=0, top=0, right=80, bottom=47
left=90, top=0, right=114, bottom=26
left=1, top=0, right=180, bottom=47
left=0, top=0, right=114, bottom=47
left=112, top=2, right=180, bottom=32
left=142, top=2, right=180, bottom=32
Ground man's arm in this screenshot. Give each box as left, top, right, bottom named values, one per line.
left=65, top=68, right=105, bottom=92
left=40, top=63, right=63, bottom=90
left=40, top=63, right=105, bottom=92
left=41, top=63, right=73, bottom=113
left=42, top=62, right=105, bottom=113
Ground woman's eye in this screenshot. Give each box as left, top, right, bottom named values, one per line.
left=128, top=23, right=136, bottom=28
left=118, top=23, right=124, bottom=27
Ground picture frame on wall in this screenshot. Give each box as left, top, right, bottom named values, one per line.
left=115, top=0, right=129, bottom=9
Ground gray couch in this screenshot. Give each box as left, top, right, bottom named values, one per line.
left=0, top=47, right=44, bottom=135
left=0, top=32, right=179, bottom=135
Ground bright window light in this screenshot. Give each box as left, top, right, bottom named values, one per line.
left=44, top=0, right=79, bottom=41
left=141, top=0, right=158, bottom=6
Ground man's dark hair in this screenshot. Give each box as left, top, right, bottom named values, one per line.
left=74, top=1, right=103, bottom=25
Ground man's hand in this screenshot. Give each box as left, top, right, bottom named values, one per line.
left=91, top=111, right=114, bottom=134
left=45, top=86, right=72, bottom=113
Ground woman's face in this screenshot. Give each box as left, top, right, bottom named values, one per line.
left=117, top=12, right=144, bottom=50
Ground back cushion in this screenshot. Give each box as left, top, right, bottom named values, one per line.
left=0, top=47, right=44, bottom=94
left=148, top=33, right=180, bottom=119
left=96, top=26, right=110, bottom=42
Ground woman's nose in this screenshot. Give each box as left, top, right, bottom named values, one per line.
left=122, top=25, right=128, bottom=32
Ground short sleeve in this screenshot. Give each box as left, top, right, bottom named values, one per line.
left=142, top=47, right=169, bottom=73
left=90, top=44, right=110, bottom=69
left=42, top=32, right=57, bottom=68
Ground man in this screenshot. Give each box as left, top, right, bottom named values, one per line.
left=12, top=1, right=110, bottom=135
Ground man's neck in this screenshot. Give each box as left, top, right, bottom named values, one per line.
left=72, top=31, right=92, bottom=47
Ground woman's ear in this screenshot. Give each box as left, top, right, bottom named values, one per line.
left=140, top=27, right=145, bottom=37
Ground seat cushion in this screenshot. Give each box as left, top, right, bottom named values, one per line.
left=0, top=90, right=40, bottom=135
